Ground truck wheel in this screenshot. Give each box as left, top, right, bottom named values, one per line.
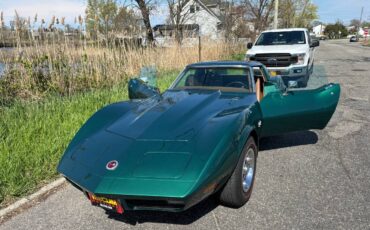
left=310, top=61, right=314, bottom=75
left=219, top=137, right=257, bottom=208
left=301, top=66, right=310, bottom=87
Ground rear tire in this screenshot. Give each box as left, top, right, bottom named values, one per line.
left=219, top=137, right=257, bottom=208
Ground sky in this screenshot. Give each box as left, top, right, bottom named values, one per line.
left=0, top=0, right=86, bottom=25
left=0, top=0, right=369, bottom=27
left=312, top=0, right=370, bottom=24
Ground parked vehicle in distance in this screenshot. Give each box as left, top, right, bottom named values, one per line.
left=58, top=61, right=340, bottom=215
left=349, top=36, right=359, bottom=42
left=310, top=33, right=319, bottom=42
left=318, top=35, right=328, bottom=40
left=246, top=28, right=319, bottom=87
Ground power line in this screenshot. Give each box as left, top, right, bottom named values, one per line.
left=357, top=6, right=364, bottom=39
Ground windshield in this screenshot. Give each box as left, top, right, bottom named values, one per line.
left=255, top=31, right=306, bottom=45
left=172, top=67, right=252, bottom=92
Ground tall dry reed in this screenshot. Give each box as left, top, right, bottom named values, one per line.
left=0, top=38, right=241, bottom=105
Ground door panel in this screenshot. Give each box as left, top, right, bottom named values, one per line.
left=260, top=83, right=340, bottom=137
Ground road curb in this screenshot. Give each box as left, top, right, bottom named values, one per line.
left=0, top=177, right=66, bottom=219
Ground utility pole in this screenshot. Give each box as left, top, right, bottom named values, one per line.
left=273, top=0, right=279, bottom=29
left=357, top=7, right=364, bottom=40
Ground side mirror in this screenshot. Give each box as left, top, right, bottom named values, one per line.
left=247, top=42, right=253, bottom=49
left=310, top=40, right=320, bottom=47
left=128, top=78, right=160, bottom=100
left=287, top=80, right=298, bottom=89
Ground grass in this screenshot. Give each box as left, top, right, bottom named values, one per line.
left=0, top=71, right=178, bottom=207
left=230, top=53, right=245, bottom=61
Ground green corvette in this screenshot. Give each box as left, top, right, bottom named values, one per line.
left=57, top=61, right=340, bottom=214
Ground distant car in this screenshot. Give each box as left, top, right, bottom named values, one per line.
left=350, top=36, right=359, bottom=42
left=318, top=35, right=328, bottom=40
left=310, top=33, right=319, bottom=42
left=58, top=61, right=340, bottom=215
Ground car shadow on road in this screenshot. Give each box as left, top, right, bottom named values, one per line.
left=259, top=130, right=318, bottom=151
left=106, top=195, right=219, bottom=225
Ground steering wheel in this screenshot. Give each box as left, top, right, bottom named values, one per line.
left=226, top=81, right=246, bottom=88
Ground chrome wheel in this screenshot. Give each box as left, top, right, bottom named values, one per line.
left=242, top=148, right=255, bottom=192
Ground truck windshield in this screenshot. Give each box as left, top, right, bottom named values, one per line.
left=255, top=31, right=306, bottom=45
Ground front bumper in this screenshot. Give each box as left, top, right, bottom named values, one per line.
left=267, top=65, right=308, bottom=78
left=67, top=178, right=195, bottom=212
left=267, top=65, right=309, bottom=87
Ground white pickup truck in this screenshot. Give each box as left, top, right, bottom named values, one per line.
left=245, top=28, right=319, bottom=87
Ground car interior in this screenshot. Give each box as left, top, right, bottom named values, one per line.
left=175, top=66, right=282, bottom=103
left=253, top=67, right=266, bottom=102
left=184, top=68, right=251, bottom=91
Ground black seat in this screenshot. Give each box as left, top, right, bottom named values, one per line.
left=185, top=74, right=204, bottom=86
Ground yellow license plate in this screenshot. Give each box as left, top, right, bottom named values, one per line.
left=90, top=194, right=118, bottom=206
left=270, top=71, right=277, bottom=77
left=88, top=193, right=124, bottom=213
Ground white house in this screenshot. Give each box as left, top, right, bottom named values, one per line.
left=180, top=0, right=223, bottom=39
left=345, top=26, right=369, bottom=38
left=312, top=24, right=325, bottom=36
left=358, top=27, right=369, bottom=37
left=153, top=0, right=225, bottom=40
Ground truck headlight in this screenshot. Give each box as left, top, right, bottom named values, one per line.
left=294, top=53, right=306, bottom=65
left=245, top=54, right=254, bottom=61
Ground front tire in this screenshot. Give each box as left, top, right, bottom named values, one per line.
left=219, top=137, right=257, bottom=208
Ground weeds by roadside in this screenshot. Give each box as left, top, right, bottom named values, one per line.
left=0, top=41, right=241, bottom=106
left=0, top=71, right=178, bottom=207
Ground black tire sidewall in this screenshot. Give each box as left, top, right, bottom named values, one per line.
left=232, top=137, right=258, bottom=204
left=219, top=136, right=258, bottom=208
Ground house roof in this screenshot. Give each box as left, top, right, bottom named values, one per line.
left=199, top=0, right=219, bottom=6
left=195, top=0, right=222, bottom=22
left=153, top=24, right=200, bottom=31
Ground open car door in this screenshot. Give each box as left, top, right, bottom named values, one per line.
left=259, top=83, right=340, bottom=137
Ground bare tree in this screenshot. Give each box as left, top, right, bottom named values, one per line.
left=167, top=0, right=193, bottom=43
left=229, top=5, right=256, bottom=38
left=350, top=19, right=361, bottom=28
left=134, top=0, right=155, bottom=44
left=114, top=7, right=142, bottom=35
left=220, top=1, right=253, bottom=40
left=279, top=0, right=317, bottom=28
left=85, top=0, right=118, bottom=38
left=243, top=0, right=275, bottom=34
left=0, top=12, right=4, bottom=29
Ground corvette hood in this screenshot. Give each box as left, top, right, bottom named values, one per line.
left=106, top=90, right=252, bottom=141
left=59, top=89, right=256, bottom=197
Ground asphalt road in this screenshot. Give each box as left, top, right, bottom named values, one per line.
left=1, top=39, right=370, bottom=230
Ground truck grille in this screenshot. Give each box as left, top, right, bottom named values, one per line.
left=250, top=53, right=298, bottom=67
